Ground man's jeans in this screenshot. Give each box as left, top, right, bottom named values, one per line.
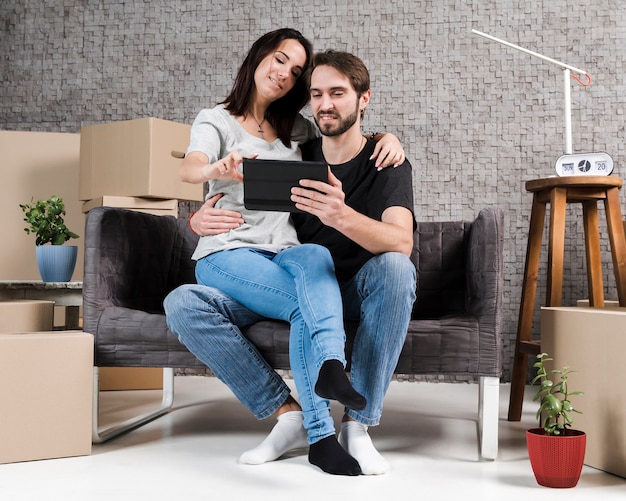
left=164, top=251, right=416, bottom=442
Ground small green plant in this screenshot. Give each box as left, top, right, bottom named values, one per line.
left=20, top=195, right=79, bottom=246
left=532, top=352, right=583, bottom=436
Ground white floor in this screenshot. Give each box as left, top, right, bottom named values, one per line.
left=1, top=376, right=625, bottom=501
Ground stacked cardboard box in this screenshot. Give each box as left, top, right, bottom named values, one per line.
left=79, top=117, right=202, bottom=203
left=81, top=195, right=179, bottom=217
left=0, top=301, right=92, bottom=464
left=0, top=331, right=93, bottom=464
left=0, top=300, right=54, bottom=332
left=0, top=130, right=83, bottom=281
left=541, top=306, right=626, bottom=478
left=99, top=367, right=164, bottom=391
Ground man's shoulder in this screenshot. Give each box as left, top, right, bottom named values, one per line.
left=379, top=157, right=413, bottom=179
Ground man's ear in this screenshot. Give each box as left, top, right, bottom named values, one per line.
left=359, top=89, right=371, bottom=110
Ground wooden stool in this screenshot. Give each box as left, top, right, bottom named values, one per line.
left=508, top=176, right=626, bottom=421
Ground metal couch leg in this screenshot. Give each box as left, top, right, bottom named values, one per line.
left=478, top=376, right=500, bottom=460
left=92, top=367, right=175, bottom=444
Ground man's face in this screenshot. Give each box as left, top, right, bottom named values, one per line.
left=309, top=65, right=363, bottom=137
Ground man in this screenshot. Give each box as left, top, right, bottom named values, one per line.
left=165, top=50, right=416, bottom=475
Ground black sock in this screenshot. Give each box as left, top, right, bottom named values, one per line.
left=315, top=360, right=367, bottom=410
left=308, top=436, right=362, bottom=476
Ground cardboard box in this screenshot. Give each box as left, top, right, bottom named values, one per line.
left=0, top=300, right=54, bottom=333
left=81, top=195, right=179, bottom=217
left=79, top=118, right=202, bottom=202
left=0, top=131, right=83, bottom=281
left=100, top=367, right=164, bottom=391
left=541, top=306, right=626, bottom=478
left=0, top=331, right=93, bottom=464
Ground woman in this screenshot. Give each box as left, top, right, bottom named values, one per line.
left=178, top=28, right=403, bottom=476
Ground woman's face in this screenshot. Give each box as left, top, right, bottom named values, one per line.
left=253, top=38, right=307, bottom=104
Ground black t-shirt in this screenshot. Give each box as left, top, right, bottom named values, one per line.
left=292, top=137, right=415, bottom=283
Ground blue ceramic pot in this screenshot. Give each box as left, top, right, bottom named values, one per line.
left=35, top=245, right=78, bottom=282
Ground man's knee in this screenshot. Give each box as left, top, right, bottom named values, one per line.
left=164, top=284, right=229, bottom=326
left=369, top=252, right=416, bottom=290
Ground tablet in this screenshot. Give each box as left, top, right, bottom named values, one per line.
left=243, top=159, right=328, bottom=212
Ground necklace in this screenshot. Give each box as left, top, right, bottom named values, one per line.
left=250, top=113, right=267, bottom=135
left=350, top=136, right=366, bottom=161
left=322, top=136, right=366, bottom=165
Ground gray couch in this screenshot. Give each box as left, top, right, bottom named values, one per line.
left=84, top=206, right=504, bottom=459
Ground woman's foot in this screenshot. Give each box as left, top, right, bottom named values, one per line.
left=238, top=410, right=307, bottom=464
left=338, top=420, right=390, bottom=475
left=314, top=359, right=366, bottom=410
left=308, top=435, right=361, bottom=476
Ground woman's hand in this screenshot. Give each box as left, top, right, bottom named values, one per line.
left=370, top=133, right=405, bottom=169
left=203, top=151, right=245, bottom=182
left=189, top=193, right=244, bottom=236
left=181, top=151, right=246, bottom=184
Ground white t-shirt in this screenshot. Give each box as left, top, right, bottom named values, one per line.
left=187, top=104, right=319, bottom=260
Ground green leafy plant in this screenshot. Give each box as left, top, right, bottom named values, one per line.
left=20, top=195, right=79, bottom=246
left=532, top=352, right=583, bottom=436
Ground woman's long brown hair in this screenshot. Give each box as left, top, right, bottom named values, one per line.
left=222, top=28, right=313, bottom=147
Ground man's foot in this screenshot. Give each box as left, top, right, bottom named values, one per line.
left=238, top=410, right=307, bottom=464
left=308, top=435, right=361, bottom=476
left=338, top=421, right=390, bottom=475
left=314, top=359, right=366, bottom=410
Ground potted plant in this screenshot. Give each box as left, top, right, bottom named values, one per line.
left=526, top=352, right=585, bottom=488
left=20, top=195, right=79, bottom=282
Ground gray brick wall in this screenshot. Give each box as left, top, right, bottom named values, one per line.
left=2, top=0, right=625, bottom=382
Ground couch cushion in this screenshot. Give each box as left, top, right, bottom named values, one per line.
left=95, top=306, right=207, bottom=368
left=411, top=221, right=468, bottom=319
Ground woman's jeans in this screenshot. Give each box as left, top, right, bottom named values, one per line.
left=194, top=244, right=347, bottom=443
left=164, top=251, right=416, bottom=441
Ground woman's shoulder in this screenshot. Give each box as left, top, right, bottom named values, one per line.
left=193, top=104, right=229, bottom=123
left=191, top=105, right=240, bottom=137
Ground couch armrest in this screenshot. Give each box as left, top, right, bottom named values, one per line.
left=83, top=207, right=198, bottom=337
left=465, top=207, right=504, bottom=374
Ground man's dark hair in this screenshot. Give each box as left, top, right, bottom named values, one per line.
left=307, top=50, right=370, bottom=94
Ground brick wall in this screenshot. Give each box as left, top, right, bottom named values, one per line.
left=2, top=0, right=625, bottom=382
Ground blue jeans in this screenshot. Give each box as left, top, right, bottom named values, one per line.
left=340, top=252, right=416, bottom=425
left=164, top=251, right=416, bottom=438
left=194, top=244, right=347, bottom=442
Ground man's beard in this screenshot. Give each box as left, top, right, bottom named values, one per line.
left=314, top=102, right=359, bottom=137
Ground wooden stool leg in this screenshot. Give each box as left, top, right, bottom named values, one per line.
left=546, top=187, right=567, bottom=306
left=508, top=194, right=545, bottom=421
left=604, top=187, right=626, bottom=306
left=582, top=201, right=604, bottom=306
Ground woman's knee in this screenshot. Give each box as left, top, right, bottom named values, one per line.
left=164, top=284, right=194, bottom=316
left=278, top=244, right=334, bottom=272
left=290, top=243, right=332, bottom=261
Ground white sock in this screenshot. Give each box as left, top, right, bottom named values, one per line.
left=238, top=411, right=307, bottom=465
left=338, top=421, right=390, bottom=475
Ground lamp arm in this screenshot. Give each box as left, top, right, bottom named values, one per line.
left=472, top=29, right=591, bottom=155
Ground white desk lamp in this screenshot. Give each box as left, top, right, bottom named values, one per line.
left=472, top=29, right=613, bottom=176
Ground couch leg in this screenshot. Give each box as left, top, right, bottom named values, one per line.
left=478, top=376, right=499, bottom=460
left=92, top=367, right=175, bottom=444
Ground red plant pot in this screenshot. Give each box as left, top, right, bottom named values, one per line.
left=526, top=428, right=586, bottom=488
